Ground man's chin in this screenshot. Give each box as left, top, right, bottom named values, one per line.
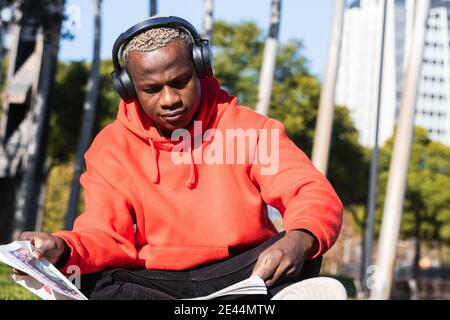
left=156, top=120, right=190, bottom=138
left=161, top=116, right=194, bottom=132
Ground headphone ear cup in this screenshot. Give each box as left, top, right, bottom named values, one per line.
left=111, top=69, right=137, bottom=103
left=200, top=40, right=214, bottom=77
left=120, top=69, right=137, bottom=102
left=192, top=44, right=206, bottom=78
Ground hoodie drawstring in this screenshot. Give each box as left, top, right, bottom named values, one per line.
left=148, top=138, right=196, bottom=189
left=186, top=149, right=196, bottom=189
left=148, top=138, right=160, bottom=184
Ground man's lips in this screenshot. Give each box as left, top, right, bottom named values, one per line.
left=160, top=108, right=187, bottom=122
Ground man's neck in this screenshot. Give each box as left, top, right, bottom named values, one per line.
left=155, top=122, right=172, bottom=139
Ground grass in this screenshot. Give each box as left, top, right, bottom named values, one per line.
left=0, top=264, right=40, bottom=300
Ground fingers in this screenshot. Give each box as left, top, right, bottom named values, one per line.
left=31, top=250, right=44, bottom=260
left=252, top=248, right=304, bottom=287
left=252, top=250, right=289, bottom=286
left=12, top=267, right=28, bottom=276
left=251, top=253, right=278, bottom=280
left=265, top=262, right=289, bottom=287
left=19, top=231, right=33, bottom=242
left=19, top=231, right=41, bottom=259
left=18, top=232, right=57, bottom=260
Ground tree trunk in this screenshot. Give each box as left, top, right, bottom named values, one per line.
left=412, top=212, right=422, bottom=280
left=35, top=160, right=52, bottom=231
left=65, top=0, right=102, bottom=229
left=203, top=0, right=214, bottom=43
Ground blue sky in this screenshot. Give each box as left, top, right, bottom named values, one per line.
left=60, top=0, right=333, bottom=78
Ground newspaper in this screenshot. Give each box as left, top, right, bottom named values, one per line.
left=0, top=241, right=87, bottom=300
left=0, top=241, right=267, bottom=300
left=185, top=276, right=267, bottom=300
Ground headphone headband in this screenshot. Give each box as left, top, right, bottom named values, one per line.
left=112, top=16, right=202, bottom=73
left=111, top=15, right=213, bottom=103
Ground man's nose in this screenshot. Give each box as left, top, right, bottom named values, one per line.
left=160, top=86, right=182, bottom=109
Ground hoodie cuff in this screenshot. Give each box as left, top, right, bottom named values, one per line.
left=52, top=231, right=81, bottom=275
left=284, top=218, right=329, bottom=260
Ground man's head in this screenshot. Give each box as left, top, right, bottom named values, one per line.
left=122, top=27, right=201, bottom=137
left=111, top=17, right=214, bottom=138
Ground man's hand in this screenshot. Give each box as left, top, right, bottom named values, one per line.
left=251, top=230, right=316, bottom=287
left=12, top=232, right=69, bottom=275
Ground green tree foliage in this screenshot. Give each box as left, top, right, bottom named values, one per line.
left=328, top=107, right=370, bottom=207
left=213, top=21, right=263, bottom=107
left=44, top=60, right=118, bottom=225
left=47, top=60, right=119, bottom=163
left=42, top=162, right=82, bottom=232
left=378, top=128, right=450, bottom=244
left=376, top=128, right=450, bottom=273
left=48, top=61, right=87, bottom=162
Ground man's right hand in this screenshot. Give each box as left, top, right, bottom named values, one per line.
left=12, top=232, right=69, bottom=275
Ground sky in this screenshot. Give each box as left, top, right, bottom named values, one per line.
left=60, top=0, right=333, bottom=78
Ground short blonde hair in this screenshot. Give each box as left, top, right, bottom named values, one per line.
left=122, top=27, right=193, bottom=65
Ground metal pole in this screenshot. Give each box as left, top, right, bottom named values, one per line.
left=311, top=0, right=345, bottom=175
left=370, top=0, right=430, bottom=300
left=362, top=0, right=387, bottom=296
left=255, top=0, right=281, bottom=116
left=202, top=0, right=214, bottom=43
left=149, top=0, right=157, bottom=17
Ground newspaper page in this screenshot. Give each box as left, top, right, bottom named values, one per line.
left=185, top=276, right=267, bottom=300
left=0, top=241, right=87, bottom=300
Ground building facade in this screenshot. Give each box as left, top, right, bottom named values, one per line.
left=336, top=0, right=450, bottom=147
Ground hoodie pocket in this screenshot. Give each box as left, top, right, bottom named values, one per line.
left=139, top=245, right=230, bottom=270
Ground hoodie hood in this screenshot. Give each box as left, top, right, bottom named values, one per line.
left=117, top=76, right=223, bottom=189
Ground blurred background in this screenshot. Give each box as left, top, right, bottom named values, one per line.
left=0, top=0, right=448, bottom=300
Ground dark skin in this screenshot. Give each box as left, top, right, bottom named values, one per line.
left=126, top=38, right=202, bottom=138
left=15, top=38, right=317, bottom=287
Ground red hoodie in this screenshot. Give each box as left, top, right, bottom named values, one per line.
left=53, top=77, right=343, bottom=274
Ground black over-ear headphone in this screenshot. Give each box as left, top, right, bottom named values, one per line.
left=111, top=16, right=214, bottom=103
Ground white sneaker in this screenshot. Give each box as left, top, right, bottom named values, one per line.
left=271, top=277, right=347, bottom=300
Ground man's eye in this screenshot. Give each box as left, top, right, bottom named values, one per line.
left=171, top=78, right=189, bottom=89
left=144, top=86, right=161, bottom=94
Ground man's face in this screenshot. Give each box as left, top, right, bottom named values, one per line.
left=126, top=38, right=201, bottom=137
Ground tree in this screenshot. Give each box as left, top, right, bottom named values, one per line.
left=44, top=59, right=119, bottom=230
left=47, top=59, right=119, bottom=164
left=377, top=128, right=450, bottom=278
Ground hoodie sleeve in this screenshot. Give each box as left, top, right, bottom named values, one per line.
left=249, top=118, right=343, bottom=259
left=52, top=158, right=138, bottom=275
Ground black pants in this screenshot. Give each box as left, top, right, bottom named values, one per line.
left=80, top=232, right=322, bottom=300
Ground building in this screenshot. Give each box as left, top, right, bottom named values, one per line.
left=336, top=0, right=450, bottom=147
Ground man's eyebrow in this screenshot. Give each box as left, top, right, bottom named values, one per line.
left=141, top=69, right=193, bottom=86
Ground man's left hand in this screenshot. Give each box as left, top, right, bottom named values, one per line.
left=251, top=230, right=316, bottom=287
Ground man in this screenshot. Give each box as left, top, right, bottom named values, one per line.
left=18, top=16, right=343, bottom=299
